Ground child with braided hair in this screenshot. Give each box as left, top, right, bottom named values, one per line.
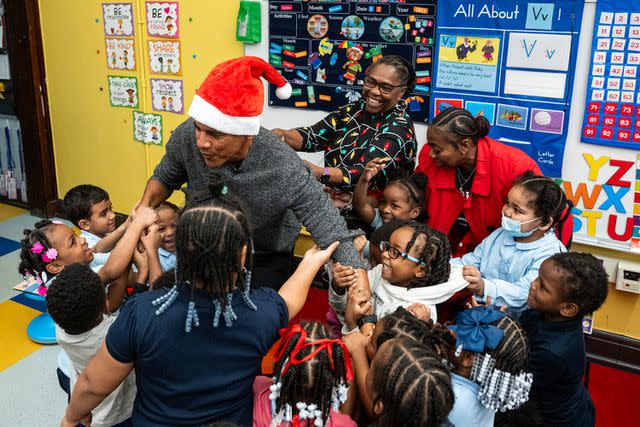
left=451, top=171, right=569, bottom=316
left=445, top=304, right=532, bottom=427
left=60, top=179, right=340, bottom=427
left=253, top=321, right=356, bottom=427
left=330, top=221, right=467, bottom=332
left=365, top=337, right=454, bottom=427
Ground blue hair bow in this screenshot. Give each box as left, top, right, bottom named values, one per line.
left=449, top=306, right=505, bottom=353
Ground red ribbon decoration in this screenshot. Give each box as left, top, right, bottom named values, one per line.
left=273, top=324, right=354, bottom=382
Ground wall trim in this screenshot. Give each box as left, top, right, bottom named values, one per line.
left=586, top=329, right=640, bottom=374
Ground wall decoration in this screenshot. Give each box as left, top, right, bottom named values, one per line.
left=105, top=37, right=136, bottom=70
left=146, top=1, right=179, bottom=38
left=102, top=3, right=135, bottom=37
left=150, top=78, right=184, bottom=113
left=267, top=0, right=436, bottom=123
left=581, top=0, right=640, bottom=149
left=147, top=39, right=181, bottom=74
left=431, top=0, right=584, bottom=178
left=563, top=150, right=639, bottom=252
left=133, top=111, right=163, bottom=145
left=107, top=75, right=139, bottom=107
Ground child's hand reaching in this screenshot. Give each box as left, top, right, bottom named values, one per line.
left=133, top=206, right=158, bottom=229
left=342, top=329, right=372, bottom=354
left=331, top=262, right=358, bottom=294
left=463, top=265, right=485, bottom=297
left=466, top=295, right=507, bottom=313
left=362, top=157, right=388, bottom=183
left=141, top=223, right=163, bottom=252
left=301, top=242, right=340, bottom=269
left=345, top=287, right=373, bottom=331
left=133, top=243, right=148, bottom=270
left=353, top=235, right=368, bottom=255
left=406, top=303, right=431, bottom=321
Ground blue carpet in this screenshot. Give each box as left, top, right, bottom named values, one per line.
left=11, top=293, right=46, bottom=312
left=0, top=236, right=21, bottom=257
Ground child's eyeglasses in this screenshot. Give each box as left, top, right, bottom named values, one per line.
left=379, top=241, right=426, bottom=265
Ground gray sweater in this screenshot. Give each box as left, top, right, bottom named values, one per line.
left=151, top=119, right=363, bottom=268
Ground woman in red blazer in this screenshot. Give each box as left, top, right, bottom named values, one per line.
left=416, top=108, right=541, bottom=320
left=416, top=107, right=541, bottom=257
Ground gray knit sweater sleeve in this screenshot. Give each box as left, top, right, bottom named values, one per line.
left=281, top=150, right=364, bottom=269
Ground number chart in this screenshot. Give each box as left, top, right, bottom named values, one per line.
left=582, top=0, right=640, bottom=149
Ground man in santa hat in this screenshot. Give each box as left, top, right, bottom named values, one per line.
left=138, top=56, right=367, bottom=290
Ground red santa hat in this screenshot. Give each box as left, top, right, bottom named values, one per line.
left=188, top=56, right=292, bottom=136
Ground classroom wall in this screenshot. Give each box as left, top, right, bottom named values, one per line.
left=249, top=0, right=640, bottom=340
left=38, top=0, right=243, bottom=210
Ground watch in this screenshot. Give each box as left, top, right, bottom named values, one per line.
left=319, top=167, right=331, bottom=185
left=357, top=314, right=378, bottom=328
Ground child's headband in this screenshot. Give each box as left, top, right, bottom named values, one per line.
left=448, top=306, right=505, bottom=354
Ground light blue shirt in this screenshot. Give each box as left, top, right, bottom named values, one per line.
left=158, top=247, right=176, bottom=272
left=80, top=230, right=110, bottom=269
left=448, top=373, right=494, bottom=427
left=450, top=228, right=566, bottom=315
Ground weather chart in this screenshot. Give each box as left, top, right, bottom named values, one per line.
left=267, top=0, right=436, bottom=123
left=582, top=0, right=640, bottom=150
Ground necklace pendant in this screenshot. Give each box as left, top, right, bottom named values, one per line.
left=459, top=188, right=470, bottom=199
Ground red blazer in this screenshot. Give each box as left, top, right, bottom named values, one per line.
left=416, top=136, right=541, bottom=257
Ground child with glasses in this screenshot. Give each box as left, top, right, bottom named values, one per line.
left=329, top=221, right=468, bottom=334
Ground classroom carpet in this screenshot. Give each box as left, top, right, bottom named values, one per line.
left=0, top=204, right=637, bottom=425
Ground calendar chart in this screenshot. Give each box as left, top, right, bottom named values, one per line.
left=582, top=0, right=640, bottom=149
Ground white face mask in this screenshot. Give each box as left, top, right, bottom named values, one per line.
left=501, top=214, right=541, bottom=237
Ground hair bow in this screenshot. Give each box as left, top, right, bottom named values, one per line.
left=274, top=324, right=354, bottom=382
left=449, top=306, right=505, bottom=354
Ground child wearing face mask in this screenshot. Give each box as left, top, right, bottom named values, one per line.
left=450, top=172, right=569, bottom=317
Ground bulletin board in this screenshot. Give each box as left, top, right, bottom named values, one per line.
left=430, top=0, right=584, bottom=178
left=267, top=0, right=436, bottom=123
left=581, top=0, right=640, bottom=149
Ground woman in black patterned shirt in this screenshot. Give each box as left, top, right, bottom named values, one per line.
left=272, top=55, right=417, bottom=210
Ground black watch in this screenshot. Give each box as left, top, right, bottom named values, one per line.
left=357, top=314, right=378, bottom=328
left=319, top=167, right=331, bottom=185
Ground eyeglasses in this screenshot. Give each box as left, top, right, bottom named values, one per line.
left=363, top=76, right=405, bottom=95
left=379, top=241, right=426, bottom=265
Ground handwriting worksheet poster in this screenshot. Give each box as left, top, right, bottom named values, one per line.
left=431, top=0, right=584, bottom=177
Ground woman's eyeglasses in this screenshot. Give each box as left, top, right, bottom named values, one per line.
left=363, top=76, right=405, bottom=95
left=379, top=241, right=426, bottom=265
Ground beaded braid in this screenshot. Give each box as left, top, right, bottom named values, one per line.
left=271, top=321, right=350, bottom=425
left=398, top=221, right=451, bottom=289
left=376, top=308, right=456, bottom=358
left=151, top=177, right=257, bottom=331
left=373, top=338, right=454, bottom=427
left=19, top=220, right=56, bottom=281
left=449, top=314, right=533, bottom=412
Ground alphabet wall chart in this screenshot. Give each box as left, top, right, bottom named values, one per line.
left=581, top=0, right=640, bottom=150
left=267, top=0, right=436, bottom=123
left=431, top=0, right=584, bottom=178
left=562, top=150, right=640, bottom=252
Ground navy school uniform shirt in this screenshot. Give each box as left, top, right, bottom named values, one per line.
left=106, top=284, right=288, bottom=427
left=519, top=309, right=595, bottom=426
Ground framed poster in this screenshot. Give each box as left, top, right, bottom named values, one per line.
left=102, top=3, right=135, bottom=37
left=133, top=111, right=163, bottom=145
left=150, top=78, right=184, bottom=113
left=146, top=1, right=179, bottom=38
left=107, top=75, right=139, bottom=107
left=147, top=39, right=181, bottom=75
left=105, top=37, right=136, bottom=70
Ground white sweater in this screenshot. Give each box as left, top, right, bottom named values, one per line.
left=329, top=264, right=469, bottom=332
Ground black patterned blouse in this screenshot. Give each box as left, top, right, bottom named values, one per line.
left=296, top=100, right=417, bottom=191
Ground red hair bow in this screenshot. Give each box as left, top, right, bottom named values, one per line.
left=273, top=324, right=354, bottom=382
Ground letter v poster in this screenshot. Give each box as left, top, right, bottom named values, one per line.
left=431, top=0, right=584, bottom=177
